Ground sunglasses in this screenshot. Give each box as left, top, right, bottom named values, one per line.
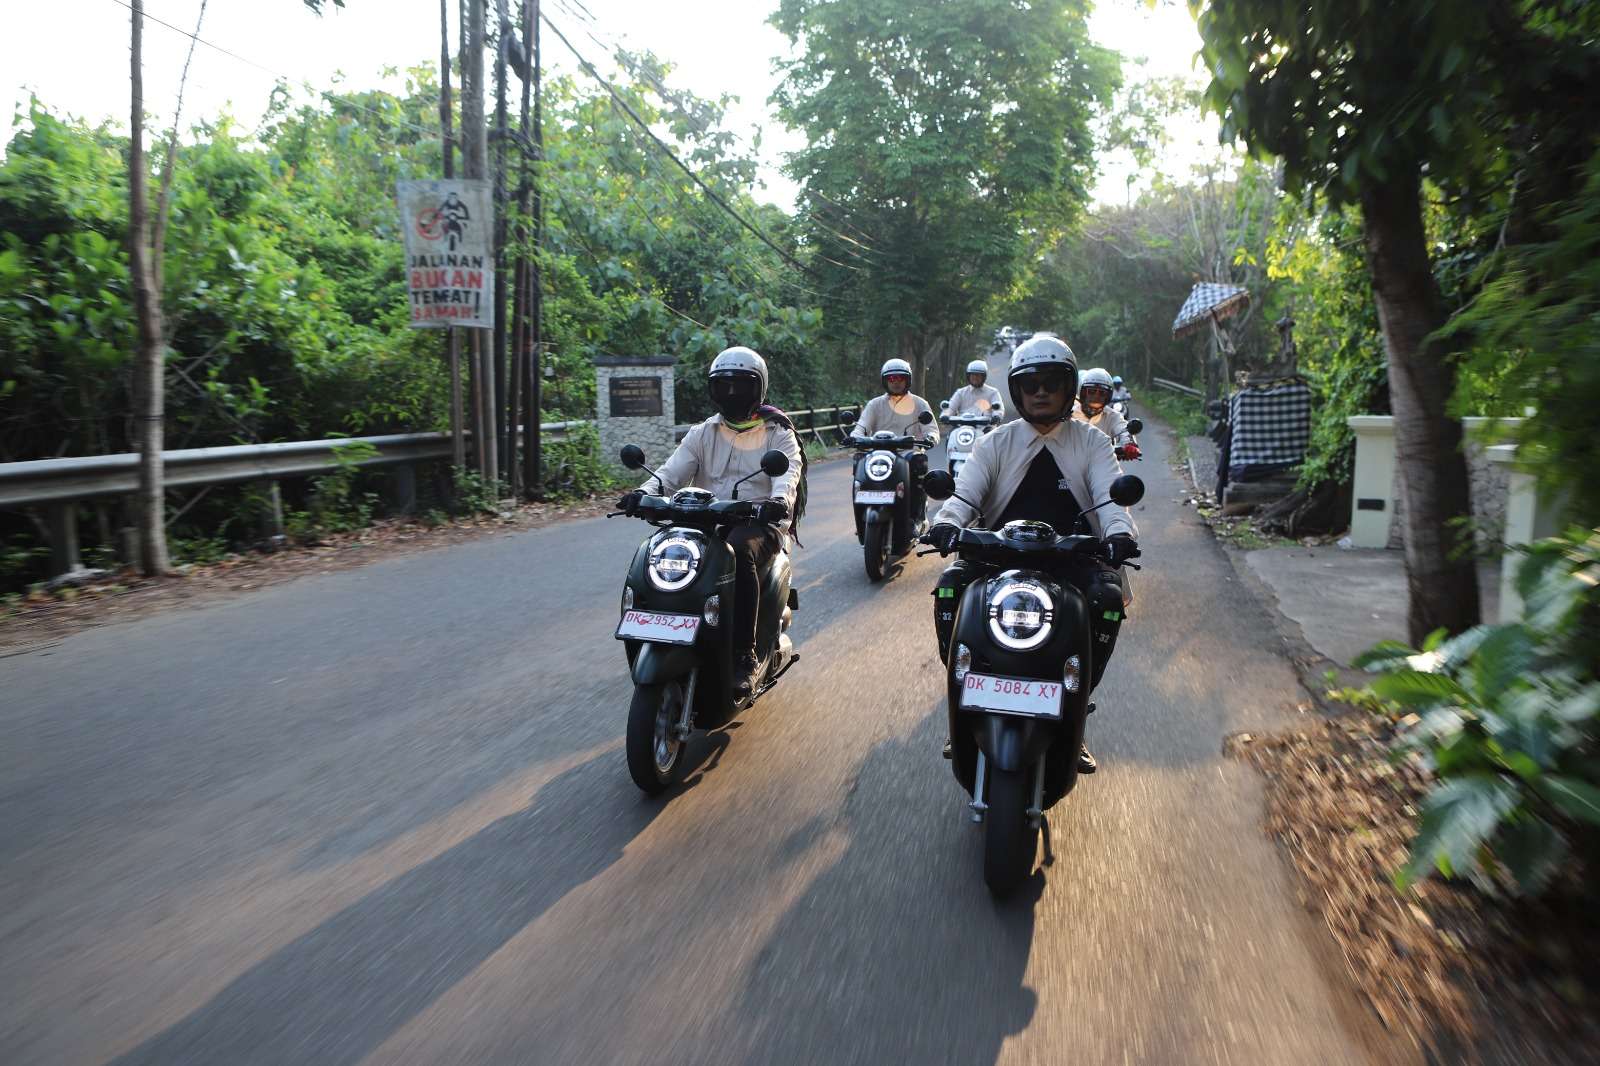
left=1017, top=373, right=1069, bottom=396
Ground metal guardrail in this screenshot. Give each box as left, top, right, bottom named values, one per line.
left=0, top=422, right=591, bottom=510
left=1151, top=377, right=1203, bottom=398
left=1, top=405, right=862, bottom=577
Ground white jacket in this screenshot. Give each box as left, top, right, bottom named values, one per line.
left=642, top=415, right=803, bottom=529
left=933, top=416, right=1137, bottom=541
left=945, top=383, right=1005, bottom=418
left=851, top=393, right=939, bottom=444
left=1073, top=401, right=1131, bottom=445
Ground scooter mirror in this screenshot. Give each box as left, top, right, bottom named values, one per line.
left=939, top=399, right=951, bottom=411
left=1126, top=417, right=1144, bottom=435
left=839, top=409, right=858, bottom=424
left=620, top=444, right=647, bottom=470
left=1109, top=474, right=1145, bottom=507
left=760, top=450, right=790, bottom=477
left=924, top=470, right=957, bottom=500
left=919, top=409, right=935, bottom=425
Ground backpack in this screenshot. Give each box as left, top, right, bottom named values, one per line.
left=757, top=404, right=808, bottom=545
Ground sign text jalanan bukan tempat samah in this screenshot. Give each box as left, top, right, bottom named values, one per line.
left=397, top=179, right=495, bottom=329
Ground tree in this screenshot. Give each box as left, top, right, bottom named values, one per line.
left=1191, top=1, right=1503, bottom=641
left=770, top=0, right=1118, bottom=390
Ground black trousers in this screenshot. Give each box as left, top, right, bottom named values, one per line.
left=728, top=523, right=781, bottom=662
left=933, top=558, right=1125, bottom=689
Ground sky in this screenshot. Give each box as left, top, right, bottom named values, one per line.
left=4, top=0, right=1217, bottom=208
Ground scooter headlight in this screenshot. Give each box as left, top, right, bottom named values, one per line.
left=987, top=578, right=1054, bottom=651
left=864, top=451, right=895, bottom=482
left=953, top=427, right=976, bottom=449
left=648, top=529, right=703, bottom=591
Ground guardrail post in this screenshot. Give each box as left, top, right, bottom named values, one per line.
left=46, top=502, right=81, bottom=576
left=389, top=466, right=418, bottom=516
left=260, top=481, right=285, bottom=538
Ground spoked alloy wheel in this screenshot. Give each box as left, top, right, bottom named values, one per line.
left=983, top=767, right=1038, bottom=896
left=864, top=520, right=889, bottom=582
left=626, top=679, right=688, bottom=795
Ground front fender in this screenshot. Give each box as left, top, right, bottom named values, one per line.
left=863, top=505, right=890, bottom=530
left=980, top=716, right=1031, bottom=773
left=631, top=642, right=699, bottom=686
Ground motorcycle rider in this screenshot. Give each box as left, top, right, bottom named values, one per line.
left=850, top=358, right=939, bottom=545
left=925, top=336, right=1140, bottom=774
left=945, top=359, right=1005, bottom=420
left=1111, top=374, right=1132, bottom=405
left=1074, top=367, right=1140, bottom=461
left=617, top=347, right=802, bottom=699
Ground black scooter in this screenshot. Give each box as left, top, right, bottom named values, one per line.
left=920, top=468, right=1145, bottom=895
left=848, top=408, right=936, bottom=582
left=611, top=445, right=800, bottom=794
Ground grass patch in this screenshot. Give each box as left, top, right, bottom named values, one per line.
left=1140, top=388, right=1208, bottom=438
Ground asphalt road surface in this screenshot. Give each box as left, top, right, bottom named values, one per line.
left=2, top=410, right=1388, bottom=1065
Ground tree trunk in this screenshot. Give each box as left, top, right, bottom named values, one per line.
left=128, top=1, right=170, bottom=576
left=1361, top=167, right=1480, bottom=641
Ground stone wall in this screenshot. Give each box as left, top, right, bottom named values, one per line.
left=1383, top=419, right=1517, bottom=550
left=595, top=356, right=677, bottom=480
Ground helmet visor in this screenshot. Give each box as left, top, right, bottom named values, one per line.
left=1015, top=370, right=1070, bottom=396
left=1080, top=384, right=1112, bottom=407
left=709, top=374, right=761, bottom=420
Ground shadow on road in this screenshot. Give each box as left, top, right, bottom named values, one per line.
left=106, top=739, right=723, bottom=1066
left=705, top=714, right=1041, bottom=1065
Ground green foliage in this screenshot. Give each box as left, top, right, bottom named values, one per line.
left=1353, top=528, right=1600, bottom=894
left=450, top=467, right=505, bottom=517
left=1445, top=148, right=1600, bottom=524
left=1140, top=388, right=1206, bottom=439
left=540, top=424, right=624, bottom=501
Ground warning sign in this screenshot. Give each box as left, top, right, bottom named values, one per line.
left=397, top=179, right=495, bottom=329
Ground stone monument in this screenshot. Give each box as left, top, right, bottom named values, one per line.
left=595, top=355, right=677, bottom=475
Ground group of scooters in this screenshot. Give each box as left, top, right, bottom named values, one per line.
left=605, top=390, right=1147, bottom=895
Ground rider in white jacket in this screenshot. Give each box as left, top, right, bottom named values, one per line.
left=945, top=359, right=1005, bottom=420
left=850, top=358, right=938, bottom=545
left=618, top=347, right=802, bottom=698
left=1072, top=367, right=1135, bottom=453
left=925, top=336, right=1139, bottom=774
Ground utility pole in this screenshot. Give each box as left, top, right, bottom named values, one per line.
left=440, top=0, right=465, bottom=472
left=461, top=0, right=496, bottom=486
left=526, top=0, right=543, bottom=500
left=492, top=0, right=512, bottom=488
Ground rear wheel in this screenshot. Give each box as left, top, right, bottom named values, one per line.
left=983, top=767, right=1038, bottom=896
left=626, top=680, right=687, bottom=794
left=864, top=519, right=889, bottom=582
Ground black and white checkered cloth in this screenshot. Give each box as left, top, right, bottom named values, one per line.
left=1227, top=380, right=1311, bottom=468
left=1171, top=282, right=1250, bottom=337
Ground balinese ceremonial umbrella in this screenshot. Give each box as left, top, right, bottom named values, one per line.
left=1171, top=282, right=1251, bottom=340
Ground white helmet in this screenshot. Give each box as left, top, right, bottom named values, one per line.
left=1078, top=367, right=1114, bottom=414
left=965, top=359, right=988, bottom=379
left=708, top=346, right=768, bottom=421
left=1007, top=335, right=1078, bottom=424
left=880, top=357, right=912, bottom=381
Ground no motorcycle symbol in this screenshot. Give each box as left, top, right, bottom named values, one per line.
left=415, top=192, right=471, bottom=251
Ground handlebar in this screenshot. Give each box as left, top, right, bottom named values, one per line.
left=849, top=435, right=936, bottom=450
left=917, top=526, right=1140, bottom=568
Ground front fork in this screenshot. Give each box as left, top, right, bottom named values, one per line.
left=968, top=749, right=1048, bottom=829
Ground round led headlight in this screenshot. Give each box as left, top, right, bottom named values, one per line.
left=864, top=451, right=895, bottom=482
left=953, top=427, right=976, bottom=448
left=648, top=530, right=703, bottom=591
left=987, top=579, right=1054, bottom=651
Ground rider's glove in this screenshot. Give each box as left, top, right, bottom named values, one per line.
left=617, top=489, right=646, bottom=515
left=754, top=499, right=789, bottom=526
left=1102, top=533, right=1140, bottom=566
left=1116, top=441, right=1142, bottom=461
left=926, top=522, right=962, bottom=555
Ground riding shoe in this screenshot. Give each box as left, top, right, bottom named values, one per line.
left=732, top=654, right=759, bottom=700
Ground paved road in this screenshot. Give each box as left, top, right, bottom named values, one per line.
left=1, top=412, right=1385, bottom=1065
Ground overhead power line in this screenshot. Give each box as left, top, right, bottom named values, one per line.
left=540, top=12, right=838, bottom=282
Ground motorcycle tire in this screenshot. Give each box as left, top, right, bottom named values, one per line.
left=626, top=680, right=688, bottom=795
left=864, top=519, right=889, bottom=582
left=983, top=767, right=1038, bottom=896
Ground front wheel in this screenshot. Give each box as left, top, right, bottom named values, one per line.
left=626, top=679, right=688, bottom=795
left=864, top=518, right=889, bottom=582
left=983, top=767, right=1038, bottom=896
